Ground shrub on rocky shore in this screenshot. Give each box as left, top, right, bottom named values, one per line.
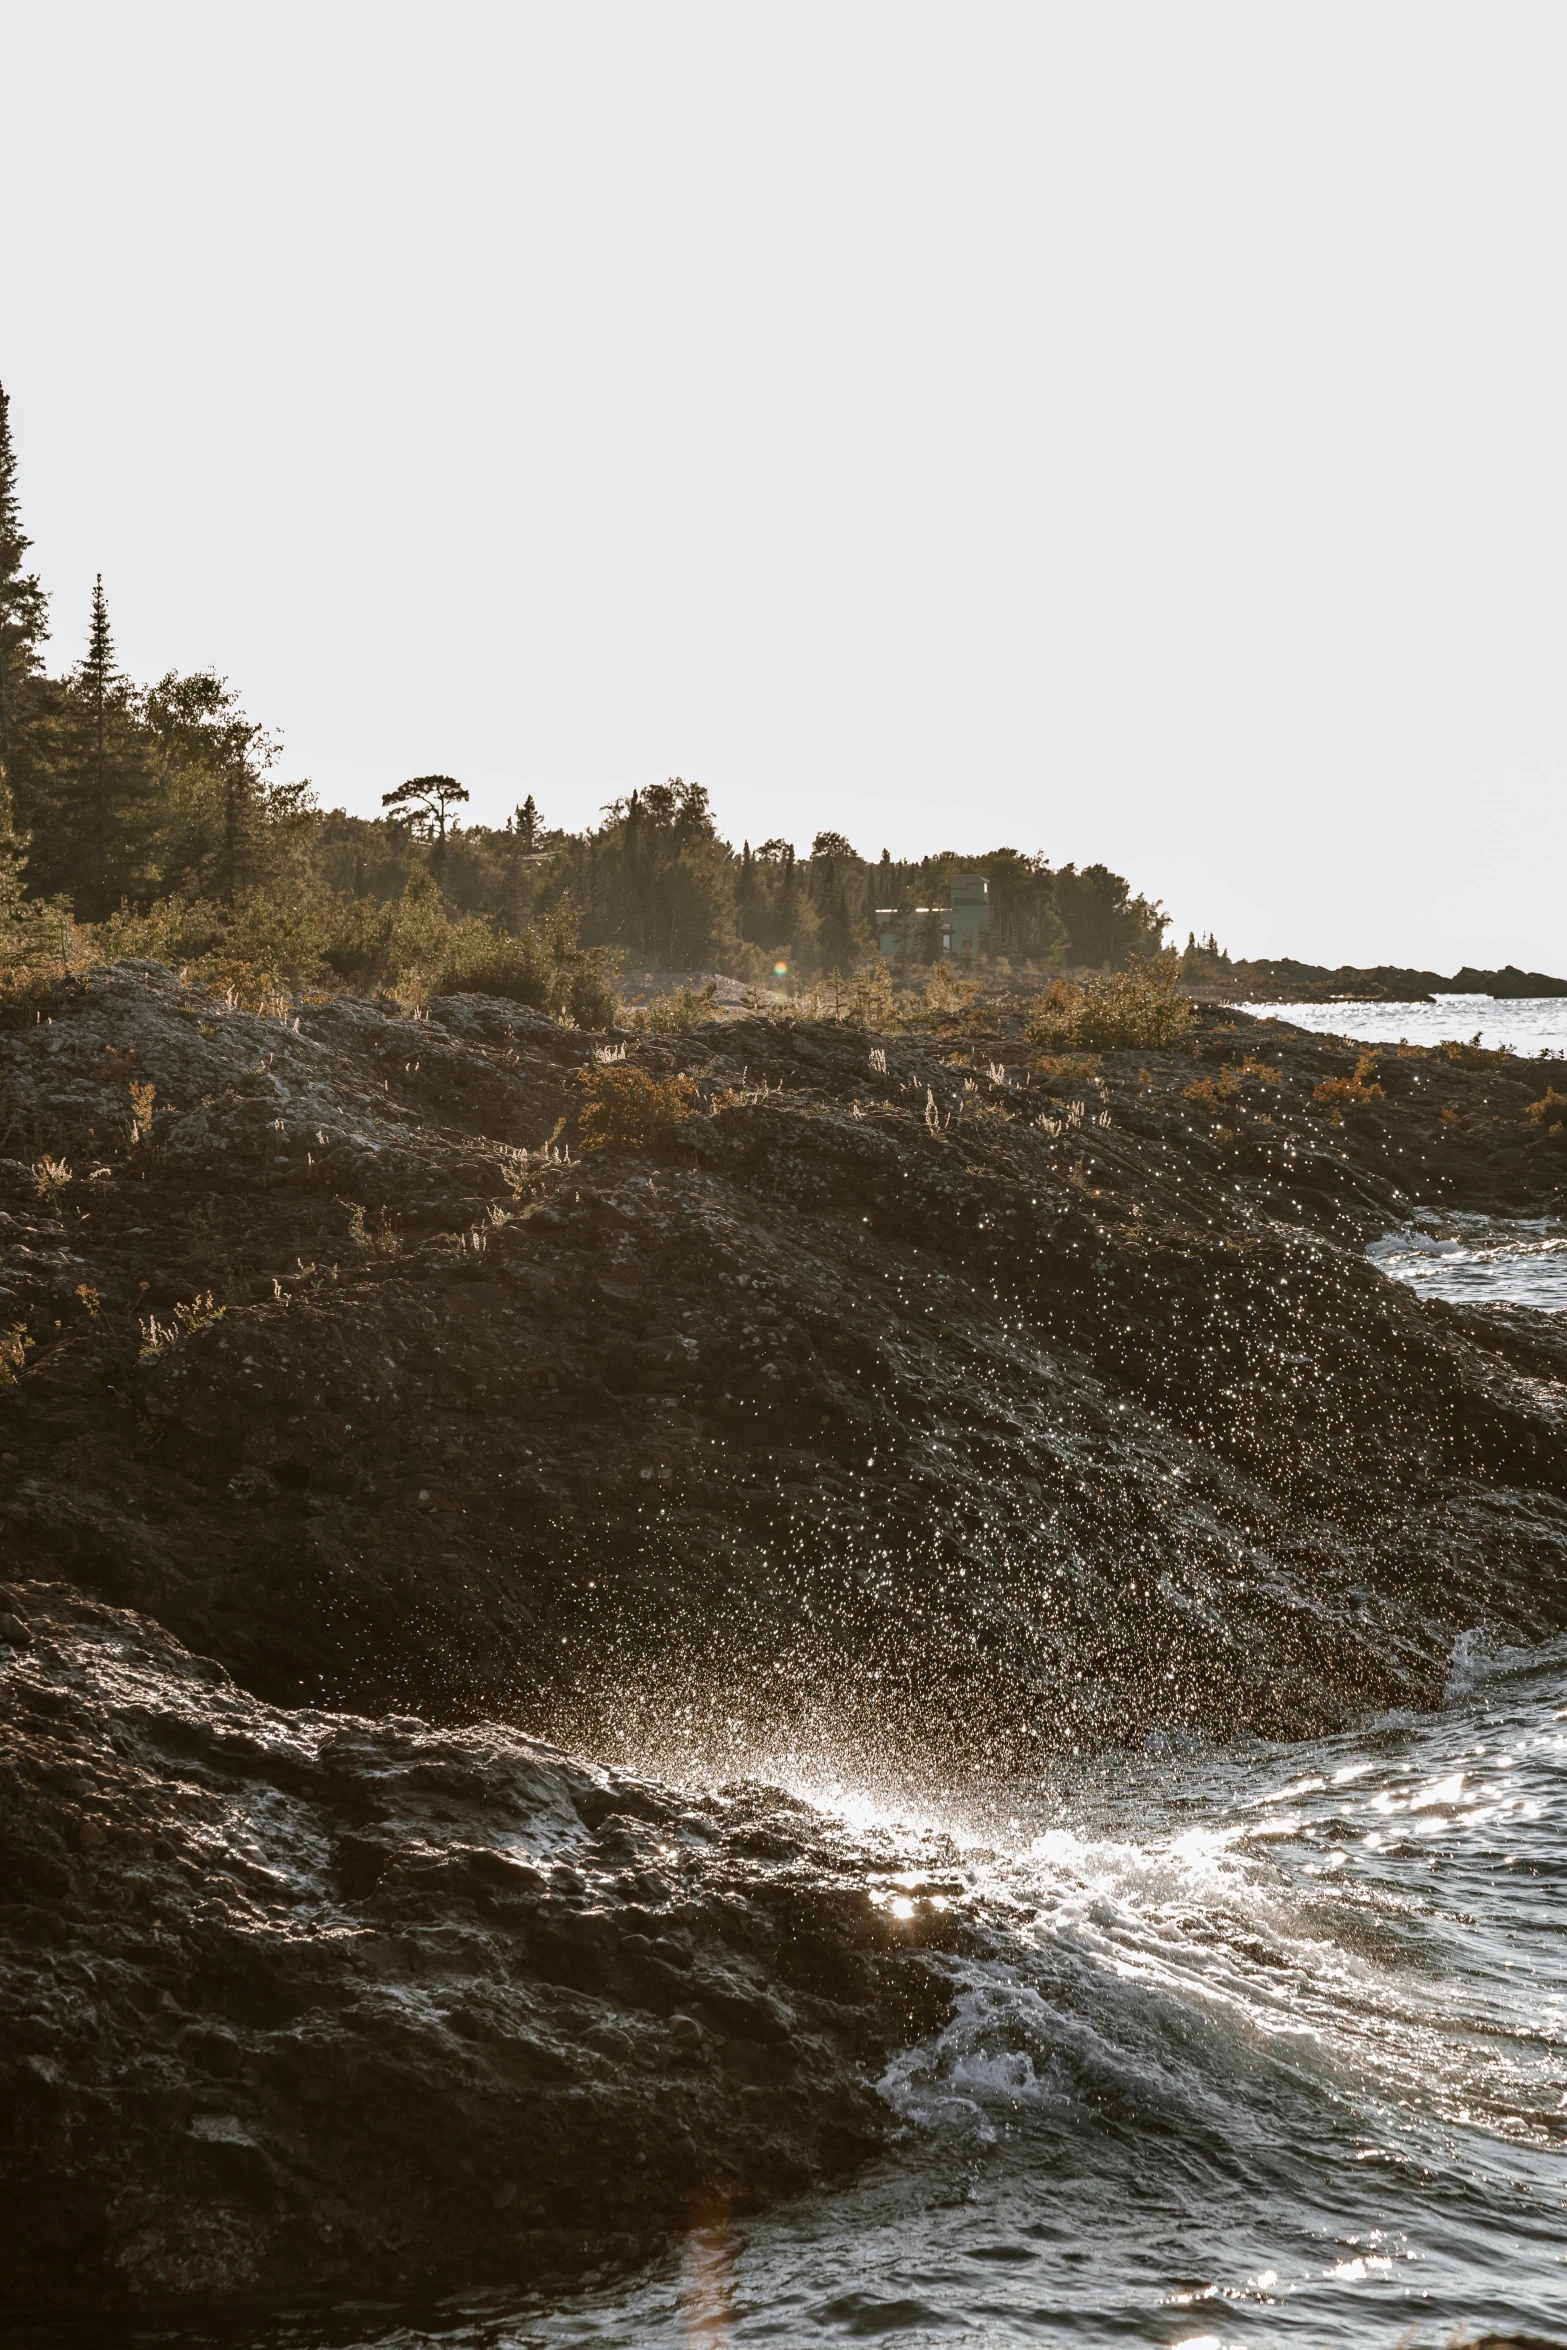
left=1027, top=958, right=1197, bottom=1053
left=576, top=1062, right=701, bottom=1148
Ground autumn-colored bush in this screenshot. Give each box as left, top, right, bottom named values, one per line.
left=577, top=1065, right=700, bottom=1149
left=1437, top=1036, right=1513, bottom=1068
left=187, top=958, right=293, bottom=1016
left=1028, top=960, right=1197, bottom=1054
left=1184, top=1054, right=1282, bottom=1107
left=1313, top=1052, right=1385, bottom=1108
left=1525, top=1085, right=1567, bottom=1133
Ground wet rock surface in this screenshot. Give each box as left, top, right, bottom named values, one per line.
left=2, top=962, right=1563, bottom=1748
left=0, top=1584, right=964, bottom=2312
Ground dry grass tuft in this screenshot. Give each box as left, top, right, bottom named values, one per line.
left=128, top=1080, right=157, bottom=1142
left=345, top=1202, right=404, bottom=1259
left=139, top=1292, right=225, bottom=1356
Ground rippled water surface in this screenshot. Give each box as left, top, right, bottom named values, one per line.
left=1369, top=1215, right=1567, bottom=1312
left=1247, top=993, right=1567, bottom=1059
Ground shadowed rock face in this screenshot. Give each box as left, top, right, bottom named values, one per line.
left=0, top=1586, right=962, bottom=2313
left=1, top=961, right=1565, bottom=1755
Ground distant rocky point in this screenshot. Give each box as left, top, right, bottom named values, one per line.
left=1195, top=959, right=1567, bottom=1004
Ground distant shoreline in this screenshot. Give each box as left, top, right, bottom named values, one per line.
left=1183, top=961, right=1567, bottom=1005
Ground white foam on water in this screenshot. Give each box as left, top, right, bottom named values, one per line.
left=1369, top=1212, right=1567, bottom=1311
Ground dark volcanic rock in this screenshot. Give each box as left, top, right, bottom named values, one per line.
left=1, top=963, right=1565, bottom=1749
left=0, top=1583, right=963, bottom=2312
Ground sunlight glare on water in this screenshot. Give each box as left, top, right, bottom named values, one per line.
left=1241, top=993, right=1567, bottom=1058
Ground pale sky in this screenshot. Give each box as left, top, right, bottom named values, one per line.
left=5, top=2, right=1564, bottom=971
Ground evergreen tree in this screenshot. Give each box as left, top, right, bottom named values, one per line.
left=0, top=779, right=71, bottom=976
left=809, top=832, right=869, bottom=968
left=141, top=670, right=286, bottom=902
left=82, top=575, right=118, bottom=905
left=778, top=844, right=797, bottom=955
left=501, top=794, right=550, bottom=931
left=736, top=839, right=760, bottom=942
left=0, top=382, right=49, bottom=793
left=0, top=780, right=34, bottom=947
left=81, top=578, right=135, bottom=915
left=22, top=577, right=151, bottom=918
left=766, top=841, right=820, bottom=970
left=585, top=779, right=741, bottom=969
left=382, top=774, right=470, bottom=878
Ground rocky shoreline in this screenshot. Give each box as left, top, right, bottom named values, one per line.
left=2, top=960, right=1565, bottom=2312
left=0, top=1584, right=966, bottom=2313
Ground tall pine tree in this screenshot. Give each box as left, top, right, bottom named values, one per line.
left=0, top=381, right=50, bottom=795
left=78, top=576, right=123, bottom=915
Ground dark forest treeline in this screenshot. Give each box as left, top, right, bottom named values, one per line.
left=0, top=383, right=1167, bottom=998
left=332, top=785, right=1169, bottom=980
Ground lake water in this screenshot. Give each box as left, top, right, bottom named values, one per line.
left=1243, top=994, right=1567, bottom=1060
left=1369, top=1215, right=1567, bottom=1313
